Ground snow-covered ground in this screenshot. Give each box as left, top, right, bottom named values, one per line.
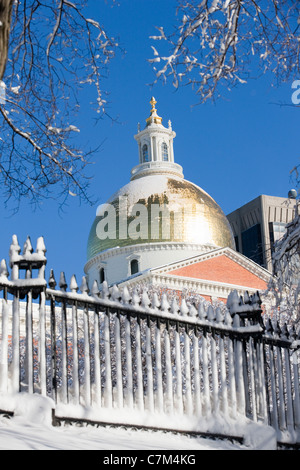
left=0, top=394, right=277, bottom=451
left=0, top=414, right=244, bottom=451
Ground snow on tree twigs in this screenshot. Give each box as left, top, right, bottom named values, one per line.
left=0, top=0, right=120, bottom=207
left=150, top=1, right=300, bottom=104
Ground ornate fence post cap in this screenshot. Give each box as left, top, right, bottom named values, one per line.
left=9, top=234, right=21, bottom=266
left=227, top=289, right=263, bottom=324
left=226, top=290, right=240, bottom=315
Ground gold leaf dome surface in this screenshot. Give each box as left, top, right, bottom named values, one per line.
left=87, top=174, right=235, bottom=261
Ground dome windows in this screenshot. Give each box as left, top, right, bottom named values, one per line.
left=142, top=144, right=149, bottom=162
left=99, top=267, right=105, bottom=284
left=130, top=259, right=139, bottom=275
left=141, top=142, right=170, bottom=164
left=162, top=142, right=168, bottom=161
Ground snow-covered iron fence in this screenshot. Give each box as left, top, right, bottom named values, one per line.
left=0, top=236, right=299, bottom=446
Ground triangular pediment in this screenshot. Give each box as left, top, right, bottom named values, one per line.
left=151, top=247, right=271, bottom=290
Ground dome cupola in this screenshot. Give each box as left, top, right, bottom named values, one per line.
left=131, top=97, right=183, bottom=181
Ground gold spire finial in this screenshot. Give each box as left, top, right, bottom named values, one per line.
left=146, top=96, right=162, bottom=126
left=150, top=96, right=157, bottom=110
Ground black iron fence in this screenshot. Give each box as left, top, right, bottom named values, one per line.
left=0, top=236, right=299, bottom=446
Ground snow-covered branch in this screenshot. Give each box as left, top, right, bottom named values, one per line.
left=0, top=0, right=120, bottom=206
left=150, top=0, right=300, bottom=103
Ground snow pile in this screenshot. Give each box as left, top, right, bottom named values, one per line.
left=0, top=393, right=277, bottom=450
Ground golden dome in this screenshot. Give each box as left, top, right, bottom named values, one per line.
left=87, top=174, right=235, bottom=261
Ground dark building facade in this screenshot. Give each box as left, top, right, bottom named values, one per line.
left=227, top=194, right=297, bottom=272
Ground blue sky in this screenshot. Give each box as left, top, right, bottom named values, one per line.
left=0, top=0, right=299, bottom=286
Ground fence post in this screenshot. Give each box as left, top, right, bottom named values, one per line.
left=227, top=290, right=265, bottom=420
left=0, top=298, right=9, bottom=394
left=48, top=270, right=58, bottom=403
left=9, top=236, right=21, bottom=394
left=164, top=321, right=173, bottom=414
left=145, top=315, right=154, bottom=413
left=70, top=277, right=80, bottom=405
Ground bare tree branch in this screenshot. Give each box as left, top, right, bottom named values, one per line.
left=150, top=0, right=300, bottom=103
left=0, top=0, right=120, bottom=207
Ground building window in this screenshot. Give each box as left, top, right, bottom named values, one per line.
left=142, top=144, right=149, bottom=162
left=99, top=267, right=105, bottom=284
left=162, top=143, right=168, bottom=161
left=130, top=259, right=139, bottom=275
left=269, top=222, right=286, bottom=252
left=241, top=224, right=264, bottom=266
left=234, top=235, right=240, bottom=253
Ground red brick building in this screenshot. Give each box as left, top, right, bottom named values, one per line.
left=119, top=246, right=271, bottom=304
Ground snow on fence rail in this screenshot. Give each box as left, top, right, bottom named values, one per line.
left=0, top=236, right=299, bottom=445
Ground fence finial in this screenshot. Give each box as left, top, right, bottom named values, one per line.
left=171, top=298, right=179, bottom=315
left=141, top=289, right=151, bottom=309
left=48, top=269, right=57, bottom=289
left=207, top=304, right=215, bottom=322
left=70, top=274, right=78, bottom=293
left=180, top=298, right=189, bottom=316
left=188, top=302, right=197, bottom=317
left=0, top=259, right=8, bottom=278
left=132, top=288, right=141, bottom=308
left=101, top=280, right=110, bottom=299
left=224, top=309, right=233, bottom=326
left=80, top=276, right=89, bottom=294
left=161, top=293, right=170, bottom=313
left=23, top=236, right=33, bottom=256
left=111, top=284, right=121, bottom=302
left=198, top=302, right=207, bottom=320
left=121, top=286, right=131, bottom=304
left=59, top=272, right=68, bottom=291
left=151, top=292, right=160, bottom=310
left=36, top=237, right=46, bottom=256
left=91, top=279, right=100, bottom=297
left=9, top=235, right=21, bottom=267
left=216, top=306, right=224, bottom=324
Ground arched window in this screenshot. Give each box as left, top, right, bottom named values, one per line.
left=162, top=143, right=168, bottom=161
left=130, top=259, right=139, bottom=275
left=99, top=267, right=105, bottom=284
left=142, top=144, right=149, bottom=162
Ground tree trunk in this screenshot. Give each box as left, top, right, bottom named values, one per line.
left=0, top=0, right=14, bottom=80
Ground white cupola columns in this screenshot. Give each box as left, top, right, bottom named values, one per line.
left=131, top=97, right=183, bottom=181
